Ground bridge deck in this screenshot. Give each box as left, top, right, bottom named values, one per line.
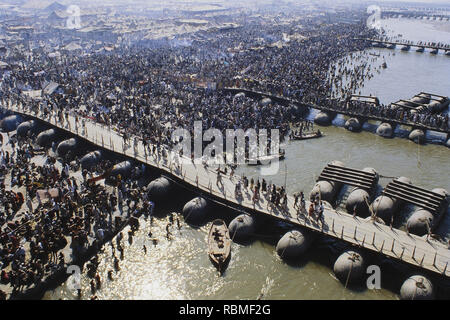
left=224, top=88, right=449, bottom=134
left=355, top=38, right=450, bottom=51
left=4, top=101, right=450, bottom=278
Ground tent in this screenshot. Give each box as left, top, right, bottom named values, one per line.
left=0, top=61, right=10, bottom=70
left=36, top=188, right=60, bottom=202
left=43, top=81, right=60, bottom=95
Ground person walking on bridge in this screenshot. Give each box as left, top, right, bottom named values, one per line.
left=216, top=167, right=223, bottom=188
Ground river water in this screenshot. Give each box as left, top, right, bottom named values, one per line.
left=45, top=18, right=450, bottom=300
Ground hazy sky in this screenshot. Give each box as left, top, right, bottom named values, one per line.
left=373, top=0, right=449, bottom=3
left=7, top=0, right=450, bottom=8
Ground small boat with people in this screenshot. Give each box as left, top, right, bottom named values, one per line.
left=290, top=129, right=323, bottom=141
left=208, top=219, right=231, bottom=274
left=247, top=149, right=285, bottom=165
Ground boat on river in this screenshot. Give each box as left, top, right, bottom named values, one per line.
left=208, top=219, right=231, bottom=274
left=247, top=149, right=285, bottom=165
left=290, top=130, right=324, bottom=141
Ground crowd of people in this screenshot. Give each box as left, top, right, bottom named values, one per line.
left=2, top=11, right=445, bottom=150
left=0, top=10, right=379, bottom=152
left=231, top=174, right=324, bottom=223
left=0, top=129, right=155, bottom=299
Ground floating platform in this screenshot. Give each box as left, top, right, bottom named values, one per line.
left=317, top=163, right=378, bottom=191
left=383, top=180, right=447, bottom=215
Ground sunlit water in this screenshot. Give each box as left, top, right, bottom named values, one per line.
left=45, top=18, right=450, bottom=300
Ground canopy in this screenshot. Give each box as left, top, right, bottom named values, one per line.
left=36, top=188, right=60, bottom=202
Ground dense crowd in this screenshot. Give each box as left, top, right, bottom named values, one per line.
left=2, top=15, right=446, bottom=150
left=0, top=11, right=378, bottom=149
left=0, top=130, right=151, bottom=299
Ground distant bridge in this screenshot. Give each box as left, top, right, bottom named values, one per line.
left=355, top=38, right=450, bottom=53
left=380, top=11, right=450, bottom=21
left=224, top=88, right=450, bottom=135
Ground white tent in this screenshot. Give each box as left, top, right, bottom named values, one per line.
left=43, top=81, right=60, bottom=95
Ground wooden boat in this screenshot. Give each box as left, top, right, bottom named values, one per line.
left=401, top=45, right=411, bottom=51
left=290, top=130, right=324, bottom=141
left=247, top=150, right=285, bottom=166
left=208, top=219, right=231, bottom=274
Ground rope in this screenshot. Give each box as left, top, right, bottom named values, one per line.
left=374, top=192, right=382, bottom=219
left=364, top=194, right=375, bottom=219
left=344, top=260, right=353, bottom=289
left=412, top=278, right=420, bottom=300
left=417, top=142, right=421, bottom=169
left=378, top=175, right=399, bottom=179
left=182, top=200, right=199, bottom=225
left=280, top=241, right=289, bottom=258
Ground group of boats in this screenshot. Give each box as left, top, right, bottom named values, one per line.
left=246, top=127, right=323, bottom=166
